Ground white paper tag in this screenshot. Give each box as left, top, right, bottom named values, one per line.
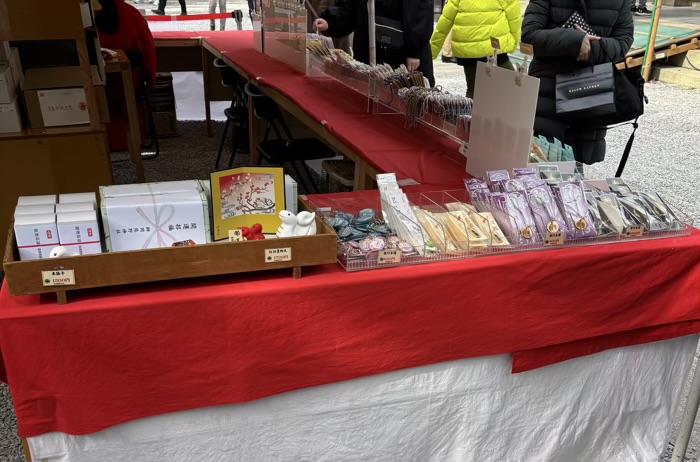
left=38, top=89, right=89, bottom=126
left=378, top=250, right=401, bottom=265
left=626, top=225, right=644, bottom=237
left=42, top=270, right=76, bottom=287
left=265, top=247, right=292, bottom=263
left=459, top=144, right=468, bottom=156
left=229, top=230, right=244, bottom=242
left=545, top=232, right=565, bottom=246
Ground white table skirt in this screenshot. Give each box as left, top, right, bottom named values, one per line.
left=29, top=335, right=698, bottom=462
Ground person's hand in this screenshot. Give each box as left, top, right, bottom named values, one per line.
left=313, top=19, right=329, bottom=33
left=575, top=24, right=600, bottom=62
left=406, top=57, right=420, bottom=72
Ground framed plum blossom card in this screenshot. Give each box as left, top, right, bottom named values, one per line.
left=210, top=167, right=285, bottom=241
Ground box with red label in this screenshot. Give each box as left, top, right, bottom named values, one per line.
left=18, top=245, right=54, bottom=261
left=17, top=195, right=56, bottom=206
left=63, top=242, right=102, bottom=256
left=59, top=192, right=97, bottom=209
left=15, top=204, right=55, bottom=217
left=23, top=66, right=108, bottom=128
left=14, top=213, right=59, bottom=248
left=57, top=211, right=101, bottom=246
left=56, top=202, right=95, bottom=214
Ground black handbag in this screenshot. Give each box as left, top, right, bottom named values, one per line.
left=376, top=15, right=404, bottom=50
left=558, top=50, right=646, bottom=176
left=555, top=63, right=617, bottom=118
left=594, top=63, right=645, bottom=127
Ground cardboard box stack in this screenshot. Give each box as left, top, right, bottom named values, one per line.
left=14, top=195, right=58, bottom=261
left=0, top=41, right=23, bottom=134
left=56, top=192, right=102, bottom=256
left=14, top=193, right=103, bottom=261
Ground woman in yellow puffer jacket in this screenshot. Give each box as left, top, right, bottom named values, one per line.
left=431, top=0, right=522, bottom=98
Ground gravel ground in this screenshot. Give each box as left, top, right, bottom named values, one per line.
left=0, top=8, right=698, bottom=460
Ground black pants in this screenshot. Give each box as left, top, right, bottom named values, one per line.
left=158, top=0, right=187, bottom=14
left=459, top=54, right=513, bottom=99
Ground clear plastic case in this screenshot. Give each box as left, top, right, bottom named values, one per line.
left=306, top=189, right=694, bottom=272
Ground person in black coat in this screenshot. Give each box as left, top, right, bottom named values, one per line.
left=313, top=0, right=435, bottom=86
left=522, top=0, right=634, bottom=164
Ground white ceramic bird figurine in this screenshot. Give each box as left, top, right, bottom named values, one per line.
left=276, top=210, right=297, bottom=238
left=294, top=211, right=317, bottom=236
left=49, top=246, right=73, bottom=258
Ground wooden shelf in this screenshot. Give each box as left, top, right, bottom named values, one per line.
left=0, top=125, right=105, bottom=141
left=0, top=0, right=85, bottom=41
left=3, top=218, right=339, bottom=304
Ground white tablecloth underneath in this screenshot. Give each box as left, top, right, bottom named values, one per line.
left=28, top=335, right=698, bottom=462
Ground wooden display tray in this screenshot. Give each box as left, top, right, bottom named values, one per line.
left=3, top=218, right=338, bottom=305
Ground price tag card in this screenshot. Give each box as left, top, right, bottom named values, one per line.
left=265, top=247, right=292, bottom=263
left=459, top=144, right=468, bottom=156
left=378, top=250, right=401, bottom=265
left=520, top=43, right=534, bottom=56
left=490, top=37, right=501, bottom=50
left=626, top=225, right=645, bottom=237
left=229, top=230, right=244, bottom=242
left=42, top=270, right=76, bottom=287
left=545, top=232, right=565, bottom=246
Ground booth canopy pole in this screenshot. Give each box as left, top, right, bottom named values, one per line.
left=642, top=0, right=662, bottom=81
left=368, top=0, right=376, bottom=66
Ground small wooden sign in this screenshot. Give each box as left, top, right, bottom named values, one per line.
left=520, top=43, right=534, bottom=56
left=42, top=270, right=76, bottom=287
left=265, top=247, right=292, bottom=263
left=626, top=225, right=645, bottom=237
left=229, top=230, right=244, bottom=242
left=545, top=232, right=565, bottom=246
left=378, top=250, right=401, bottom=265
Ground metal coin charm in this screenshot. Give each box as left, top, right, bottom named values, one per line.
left=521, top=226, right=533, bottom=239
left=575, top=218, right=588, bottom=231
left=397, top=241, right=413, bottom=253
left=547, top=221, right=560, bottom=233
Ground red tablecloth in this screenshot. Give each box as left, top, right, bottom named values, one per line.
left=202, top=31, right=467, bottom=186
left=1, top=211, right=699, bottom=438
left=151, top=31, right=203, bottom=41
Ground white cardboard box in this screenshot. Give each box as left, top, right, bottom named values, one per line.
left=57, top=211, right=100, bottom=245
left=0, top=97, right=22, bottom=133
left=10, top=48, right=22, bottom=89
left=285, top=175, right=298, bottom=214
left=56, top=202, right=95, bottom=214
left=17, top=195, right=57, bottom=206
left=0, top=62, right=17, bottom=104
left=18, top=244, right=54, bottom=261
left=15, top=204, right=55, bottom=217
left=100, top=181, right=202, bottom=199
left=0, top=42, right=10, bottom=61
left=102, top=191, right=209, bottom=252
left=59, top=192, right=97, bottom=208
left=14, top=213, right=59, bottom=247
